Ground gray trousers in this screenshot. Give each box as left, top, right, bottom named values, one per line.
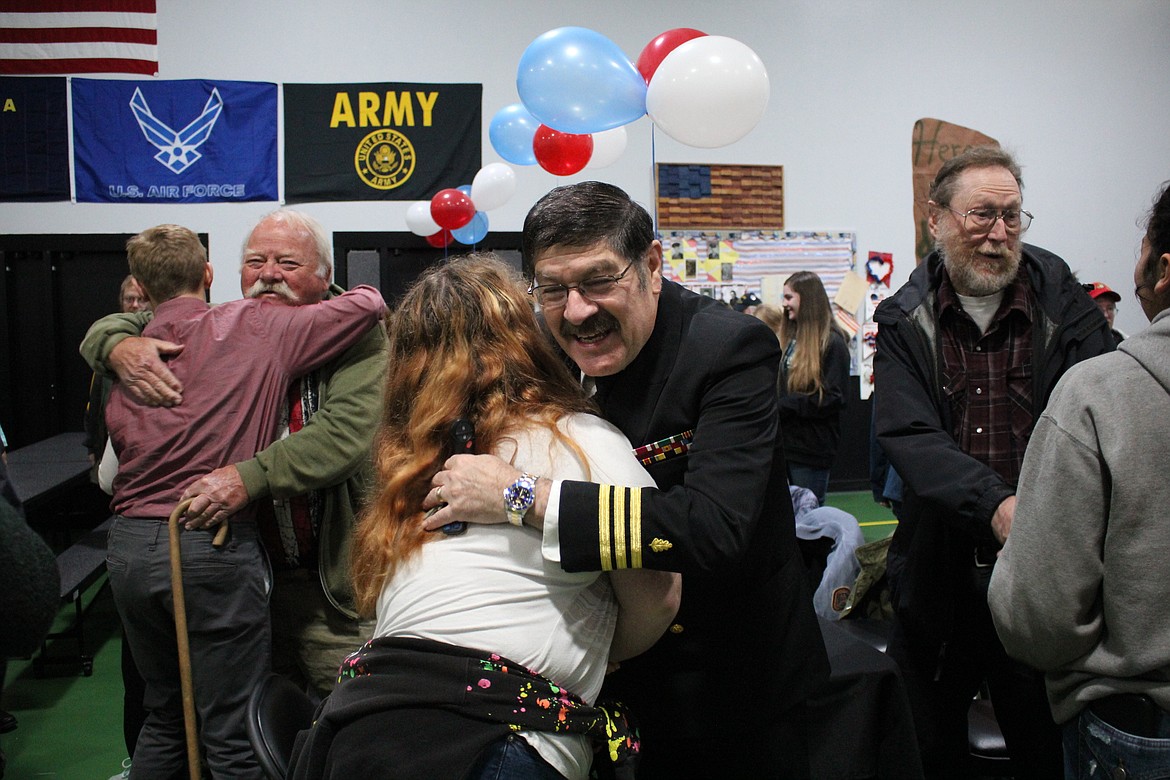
left=107, top=516, right=270, bottom=780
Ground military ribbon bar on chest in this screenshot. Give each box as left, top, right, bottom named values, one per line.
left=633, top=430, right=694, bottom=467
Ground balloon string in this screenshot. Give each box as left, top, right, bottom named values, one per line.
left=651, top=124, right=659, bottom=237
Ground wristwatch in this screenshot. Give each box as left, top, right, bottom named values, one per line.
left=504, top=472, right=538, bottom=527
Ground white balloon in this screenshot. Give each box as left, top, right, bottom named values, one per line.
left=585, top=126, right=628, bottom=169
left=645, top=36, right=770, bottom=148
left=470, top=163, right=517, bottom=212
left=405, top=200, right=440, bottom=236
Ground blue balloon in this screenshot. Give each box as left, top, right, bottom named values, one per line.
left=452, top=210, right=489, bottom=245
left=458, top=184, right=473, bottom=197
left=517, top=27, right=647, bottom=134
left=489, top=104, right=539, bottom=166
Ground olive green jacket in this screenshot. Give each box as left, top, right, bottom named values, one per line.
left=79, top=284, right=388, bottom=618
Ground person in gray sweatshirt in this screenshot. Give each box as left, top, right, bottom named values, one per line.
left=989, top=178, right=1170, bottom=779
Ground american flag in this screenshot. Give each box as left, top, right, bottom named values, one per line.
left=656, top=163, right=784, bottom=230
left=0, top=1, right=157, bottom=76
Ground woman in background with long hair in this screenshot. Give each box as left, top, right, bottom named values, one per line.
left=758, top=271, right=851, bottom=505
left=290, top=254, right=679, bottom=780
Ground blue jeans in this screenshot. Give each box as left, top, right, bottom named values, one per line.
left=106, top=516, right=271, bottom=780
left=788, top=463, right=830, bottom=506
left=466, top=734, right=565, bottom=780
left=1063, top=707, right=1170, bottom=779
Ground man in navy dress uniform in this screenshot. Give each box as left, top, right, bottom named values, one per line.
left=425, top=181, right=829, bottom=778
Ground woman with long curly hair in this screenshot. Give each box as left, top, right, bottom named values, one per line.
left=762, top=271, right=851, bottom=505
left=289, top=254, right=679, bottom=780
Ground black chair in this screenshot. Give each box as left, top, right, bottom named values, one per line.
left=246, top=673, right=319, bottom=780
left=835, top=616, right=892, bottom=654
left=968, top=697, right=1013, bottom=776
left=839, top=619, right=1012, bottom=776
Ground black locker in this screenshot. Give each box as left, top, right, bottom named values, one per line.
left=1, top=236, right=132, bottom=449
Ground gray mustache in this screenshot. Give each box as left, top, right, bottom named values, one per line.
left=561, top=309, right=619, bottom=339
left=245, top=280, right=297, bottom=301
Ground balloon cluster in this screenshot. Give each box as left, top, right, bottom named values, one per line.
left=490, top=26, right=770, bottom=170
left=404, top=163, right=516, bottom=248
left=415, top=26, right=769, bottom=245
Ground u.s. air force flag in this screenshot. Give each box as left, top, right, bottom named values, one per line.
left=0, top=76, right=69, bottom=201
left=72, top=78, right=277, bottom=203
left=283, top=82, right=481, bottom=203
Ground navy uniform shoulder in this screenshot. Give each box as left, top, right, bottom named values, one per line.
left=675, top=285, right=780, bottom=357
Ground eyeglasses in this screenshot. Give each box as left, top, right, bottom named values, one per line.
left=528, top=260, right=635, bottom=308
left=945, top=206, right=1033, bottom=235
left=1135, top=282, right=1154, bottom=303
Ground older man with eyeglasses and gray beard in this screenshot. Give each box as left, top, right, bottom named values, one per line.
left=871, top=146, right=1114, bottom=778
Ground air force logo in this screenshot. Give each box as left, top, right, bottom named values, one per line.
left=130, top=87, right=223, bottom=174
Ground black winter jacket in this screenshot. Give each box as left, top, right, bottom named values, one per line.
left=778, top=328, right=851, bottom=469
left=872, top=244, right=1114, bottom=652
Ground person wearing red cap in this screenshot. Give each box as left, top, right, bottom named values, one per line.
left=1085, top=281, right=1125, bottom=343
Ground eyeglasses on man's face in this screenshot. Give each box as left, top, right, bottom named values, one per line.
left=945, top=206, right=1033, bottom=235
left=528, top=260, right=636, bottom=308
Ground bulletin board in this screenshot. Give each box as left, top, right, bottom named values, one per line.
left=659, top=229, right=857, bottom=302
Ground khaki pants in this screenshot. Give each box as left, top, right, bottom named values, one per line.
left=269, top=568, right=375, bottom=699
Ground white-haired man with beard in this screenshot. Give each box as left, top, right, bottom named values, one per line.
left=871, top=147, right=1114, bottom=778
left=81, top=210, right=387, bottom=702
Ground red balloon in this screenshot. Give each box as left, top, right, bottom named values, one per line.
left=425, top=229, right=453, bottom=248
left=636, top=28, right=707, bottom=83
left=430, top=188, right=475, bottom=230
left=532, top=125, right=594, bottom=176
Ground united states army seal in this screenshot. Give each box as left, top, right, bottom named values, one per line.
left=354, top=129, right=415, bottom=190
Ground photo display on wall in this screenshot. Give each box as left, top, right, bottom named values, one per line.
left=661, top=229, right=862, bottom=378
left=659, top=229, right=857, bottom=301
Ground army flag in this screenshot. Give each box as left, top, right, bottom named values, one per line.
left=284, top=82, right=481, bottom=202
left=72, top=78, right=277, bottom=203
left=0, top=76, right=69, bottom=201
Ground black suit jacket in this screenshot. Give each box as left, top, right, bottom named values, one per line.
left=556, top=281, right=829, bottom=763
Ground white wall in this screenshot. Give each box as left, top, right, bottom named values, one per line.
left=3, top=0, right=1168, bottom=335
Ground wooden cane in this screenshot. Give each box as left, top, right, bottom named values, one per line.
left=168, top=498, right=231, bottom=780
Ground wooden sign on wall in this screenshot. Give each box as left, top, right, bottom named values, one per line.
left=656, top=163, right=783, bottom=230
left=911, top=118, right=997, bottom=264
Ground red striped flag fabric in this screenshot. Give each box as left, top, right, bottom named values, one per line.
left=833, top=305, right=860, bottom=337
left=0, top=1, right=157, bottom=76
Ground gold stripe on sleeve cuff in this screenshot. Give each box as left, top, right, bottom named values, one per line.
left=613, top=487, right=627, bottom=570
left=595, top=485, right=644, bottom=571
left=598, top=485, right=613, bottom=571
left=629, top=487, right=642, bottom=569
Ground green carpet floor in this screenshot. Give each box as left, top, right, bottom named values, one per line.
left=3, top=578, right=128, bottom=779
left=1, top=490, right=896, bottom=779
left=823, top=490, right=898, bottom=545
